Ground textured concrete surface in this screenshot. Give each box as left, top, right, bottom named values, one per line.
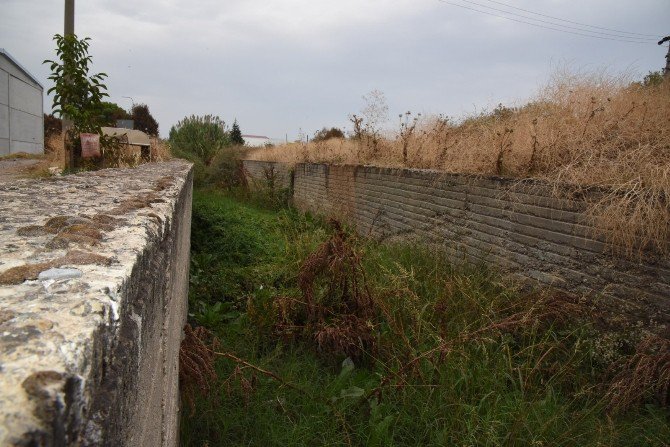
left=244, top=160, right=670, bottom=327
left=0, top=161, right=192, bottom=446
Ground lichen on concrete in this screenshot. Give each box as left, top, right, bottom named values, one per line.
left=0, top=161, right=192, bottom=446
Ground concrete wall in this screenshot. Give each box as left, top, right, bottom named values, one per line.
left=243, top=160, right=670, bottom=325
left=0, top=53, right=44, bottom=156
left=242, top=159, right=293, bottom=190
left=0, top=161, right=192, bottom=446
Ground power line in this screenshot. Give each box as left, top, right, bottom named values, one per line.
left=456, top=0, right=658, bottom=42
left=435, top=0, right=654, bottom=44
left=478, top=0, right=664, bottom=39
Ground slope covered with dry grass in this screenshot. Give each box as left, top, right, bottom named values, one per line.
left=247, top=72, right=670, bottom=255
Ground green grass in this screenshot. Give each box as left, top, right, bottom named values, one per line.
left=181, top=188, right=669, bottom=447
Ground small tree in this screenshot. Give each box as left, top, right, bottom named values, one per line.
left=132, top=104, right=159, bottom=136
left=230, top=119, right=245, bottom=146
left=44, top=34, right=110, bottom=166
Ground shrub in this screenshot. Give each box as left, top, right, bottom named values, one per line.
left=206, top=147, right=247, bottom=188
left=313, top=127, right=345, bottom=142
left=169, top=114, right=231, bottom=165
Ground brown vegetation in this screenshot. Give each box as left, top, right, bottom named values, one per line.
left=273, top=219, right=374, bottom=361
left=247, top=72, right=670, bottom=255
left=605, top=335, right=670, bottom=414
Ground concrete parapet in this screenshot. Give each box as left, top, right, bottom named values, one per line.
left=0, top=161, right=193, bottom=446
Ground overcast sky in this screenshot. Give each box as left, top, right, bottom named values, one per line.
left=1, top=0, right=668, bottom=139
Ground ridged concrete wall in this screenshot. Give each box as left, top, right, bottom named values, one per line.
left=243, top=160, right=669, bottom=326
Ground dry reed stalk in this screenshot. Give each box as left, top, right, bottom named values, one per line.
left=150, top=137, right=172, bottom=161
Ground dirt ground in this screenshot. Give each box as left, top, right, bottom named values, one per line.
left=0, top=158, right=42, bottom=183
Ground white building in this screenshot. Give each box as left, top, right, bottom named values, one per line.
left=0, top=49, right=44, bottom=156
left=242, top=134, right=272, bottom=147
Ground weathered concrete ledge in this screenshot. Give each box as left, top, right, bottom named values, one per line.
left=0, top=161, right=193, bottom=446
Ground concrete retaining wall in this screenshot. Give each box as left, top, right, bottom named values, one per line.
left=243, top=160, right=669, bottom=325
left=242, top=159, right=292, bottom=190
left=0, top=161, right=192, bottom=446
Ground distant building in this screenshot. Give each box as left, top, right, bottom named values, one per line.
left=0, top=49, right=44, bottom=156
left=242, top=134, right=271, bottom=147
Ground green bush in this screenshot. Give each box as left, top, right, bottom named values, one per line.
left=169, top=114, right=231, bottom=165
left=205, top=146, right=248, bottom=188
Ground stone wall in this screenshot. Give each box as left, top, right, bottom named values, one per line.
left=0, top=161, right=192, bottom=446
left=243, top=160, right=669, bottom=325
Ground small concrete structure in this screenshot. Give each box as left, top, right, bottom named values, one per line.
left=0, top=161, right=193, bottom=445
left=102, top=127, right=151, bottom=161
left=0, top=49, right=44, bottom=156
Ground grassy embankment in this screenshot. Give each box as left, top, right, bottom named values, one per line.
left=247, top=73, right=670, bottom=256
left=180, top=187, right=669, bottom=446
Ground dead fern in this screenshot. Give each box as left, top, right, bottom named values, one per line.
left=278, top=219, right=375, bottom=361
left=604, top=335, right=670, bottom=414
left=179, top=324, right=219, bottom=414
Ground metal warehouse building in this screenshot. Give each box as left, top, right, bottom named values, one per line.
left=0, top=49, right=44, bottom=156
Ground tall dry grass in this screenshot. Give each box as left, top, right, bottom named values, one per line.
left=247, top=72, right=670, bottom=256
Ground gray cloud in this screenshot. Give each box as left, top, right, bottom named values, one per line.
left=1, top=0, right=668, bottom=139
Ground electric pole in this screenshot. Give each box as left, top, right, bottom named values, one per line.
left=64, top=0, right=75, bottom=169
left=659, top=36, right=670, bottom=78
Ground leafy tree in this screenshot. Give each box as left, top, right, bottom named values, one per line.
left=132, top=103, right=159, bottom=136
left=99, top=101, right=131, bottom=126
left=313, top=127, right=345, bottom=142
left=230, top=119, right=245, bottom=146
left=169, top=115, right=231, bottom=165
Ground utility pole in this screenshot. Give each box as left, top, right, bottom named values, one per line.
left=659, top=36, right=670, bottom=78
left=63, top=0, right=75, bottom=169
left=64, top=0, right=74, bottom=36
